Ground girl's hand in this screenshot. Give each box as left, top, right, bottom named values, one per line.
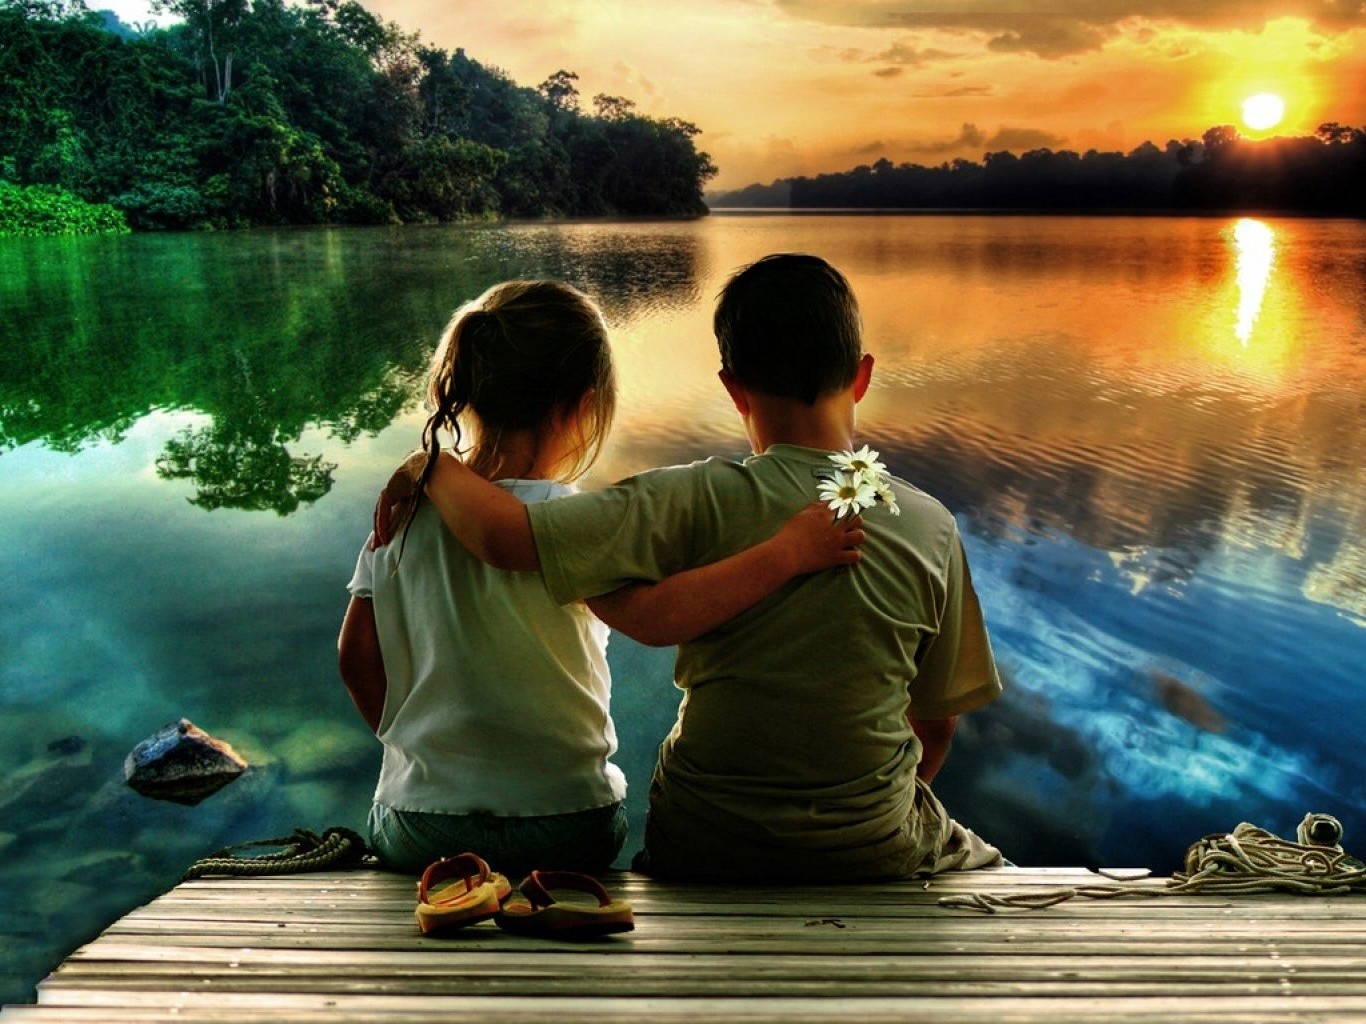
left=371, top=449, right=428, bottom=548
left=773, top=501, right=865, bottom=576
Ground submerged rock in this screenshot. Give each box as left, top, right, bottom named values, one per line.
left=47, top=735, right=87, bottom=757
left=123, top=719, right=248, bottom=806
left=1150, top=671, right=1227, bottom=734
left=0, top=738, right=97, bottom=820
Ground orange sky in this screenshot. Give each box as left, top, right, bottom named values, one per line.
left=106, top=0, right=1366, bottom=191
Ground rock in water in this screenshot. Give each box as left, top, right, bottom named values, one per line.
left=123, top=719, right=248, bottom=805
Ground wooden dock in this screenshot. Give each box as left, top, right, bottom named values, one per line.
left=6, top=866, right=1366, bottom=1022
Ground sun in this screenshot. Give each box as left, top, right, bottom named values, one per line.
left=1242, top=93, right=1285, bottom=132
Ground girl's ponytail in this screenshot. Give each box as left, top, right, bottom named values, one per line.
left=393, top=280, right=615, bottom=567
left=451, top=310, right=490, bottom=408
left=392, top=307, right=485, bottom=561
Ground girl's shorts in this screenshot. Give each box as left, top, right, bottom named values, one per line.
left=368, top=800, right=628, bottom=876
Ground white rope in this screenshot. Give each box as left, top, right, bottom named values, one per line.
left=939, top=814, right=1366, bottom=913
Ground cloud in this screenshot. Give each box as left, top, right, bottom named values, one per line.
left=487, top=13, right=583, bottom=47
left=772, top=2, right=1118, bottom=58
left=906, top=122, right=989, bottom=157
left=610, top=59, right=660, bottom=101
left=984, top=126, right=1069, bottom=151
left=824, top=38, right=963, bottom=72
left=707, top=133, right=810, bottom=189
left=809, top=45, right=870, bottom=62
left=896, top=122, right=1068, bottom=159
left=984, top=18, right=1110, bottom=57
left=872, top=40, right=959, bottom=65
left=771, top=0, right=1365, bottom=57
left=911, top=84, right=995, bottom=97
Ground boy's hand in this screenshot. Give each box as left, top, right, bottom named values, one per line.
left=371, top=449, right=427, bottom=548
left=774, top=501, right=864, bottom=576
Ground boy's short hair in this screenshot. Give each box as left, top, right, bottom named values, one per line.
left=713, top=253, right=862, bottom=404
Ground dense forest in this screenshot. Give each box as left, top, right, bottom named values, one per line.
left=710, top=124, right=1366, bottom=217
left=0, top=0, right=717, bottom=233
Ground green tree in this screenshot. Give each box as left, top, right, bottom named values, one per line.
left=1, top=1, right=718, bottom=228
left=0, top=180, right=129, bottom=234
left=1316, top=122, right=1363, bottom=145
left=151, top=0, right=246, bottom=101
left=593, top=93, right=635, bottom=121
left=384, top=133, right=503, bottom=220
left=538, top=69, right=579, bottom=114
left=195, top=64, right=344, bottom=223
left=1201, top=124, right=1240, bottom=158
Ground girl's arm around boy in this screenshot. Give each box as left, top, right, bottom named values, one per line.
left=374, top=451, right=865, bottom=648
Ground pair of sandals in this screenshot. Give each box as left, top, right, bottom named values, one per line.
left=415, top=851, right=634, bottom=939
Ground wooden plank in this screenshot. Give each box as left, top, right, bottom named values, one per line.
left=35, top=962, right=1366, bottom=998
left=39, top=945, right=1366, bottom=998
left=9, top=1006, right=1366, bottom=1024
left=32, top=979, right=1366, bottom=999
left=76, top=934, right=1366, bottom=963
left=135, top=895, right=1344, bottom=917
left=45, top=959, right=1366, bottom=987
left=94, top=914, right=1366, bottom=943
left=29, top=989, right=1366, bottom=1015
left=45, top=947, right=1366, bottom=974
left=13, top=866, right=1366, bottom=1023
left=115, top=897, right=1366, bottom=923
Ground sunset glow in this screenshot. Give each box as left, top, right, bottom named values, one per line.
left=98, top=0, right=1366, bottom=191
left=1242, top=93, right=1286, bottom=132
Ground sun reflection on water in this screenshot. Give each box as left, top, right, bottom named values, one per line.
left=1233, top=217, right=1275, bottom=344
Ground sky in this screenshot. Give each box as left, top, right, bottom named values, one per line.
left=99, top=0, right=1366, bottom=191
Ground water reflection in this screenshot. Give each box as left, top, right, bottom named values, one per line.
left=3, top=215, right=1366, bottom=1004
left=1233, top=218, right=1274, bottom=344
left=0, top=226, right=706, bottom=512
left=830, top=216, right=1366, bottom=632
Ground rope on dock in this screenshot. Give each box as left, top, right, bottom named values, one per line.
left=180, top=826, right=375, bottom=881
left=940, top=814, right=1366, bottom=913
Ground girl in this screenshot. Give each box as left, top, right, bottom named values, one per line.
left=339, top=279, right=861, bottom=877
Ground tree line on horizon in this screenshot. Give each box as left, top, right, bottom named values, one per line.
left=710, top=124, right=1366, bottom=217
left=0, top=0, right=718, bottom=232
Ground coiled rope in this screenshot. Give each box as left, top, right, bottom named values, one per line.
left=940, top=813, right=1366, bottom=913
left=181, top=826, right=375, bottom=882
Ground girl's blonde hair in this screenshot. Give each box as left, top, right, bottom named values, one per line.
left=397, top=280, right=616, bottom=551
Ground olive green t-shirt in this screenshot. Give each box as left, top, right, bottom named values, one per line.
left=528, top=443, right=1001, bottom=876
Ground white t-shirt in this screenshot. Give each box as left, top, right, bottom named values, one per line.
left=348, top=479, right=626, bottom=817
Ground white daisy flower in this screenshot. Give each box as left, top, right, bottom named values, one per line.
left=828, top=445, right=887, bottom=478
left=875, top=479, right=901, bottom=516
left=818, top=469, right=878, bottom=520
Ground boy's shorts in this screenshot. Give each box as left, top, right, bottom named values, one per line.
left=635, top=776, right=1003, bottom=881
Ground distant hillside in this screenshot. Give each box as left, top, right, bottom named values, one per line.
left=708, top=126, right=1366, bottom=216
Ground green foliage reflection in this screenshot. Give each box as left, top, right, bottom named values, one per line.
left=0, top=224, right=704, bottom=514
left=0, top=230, right=434, bottom=512
left=156, top=420, right=336, bottom=515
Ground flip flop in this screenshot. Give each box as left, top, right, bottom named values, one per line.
left=495, top=869, right=635, bottom=939
left=414, top=852, right=511, bottom=935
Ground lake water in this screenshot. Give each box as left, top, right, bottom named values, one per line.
left=2, top=213, right=1364, bottom=1004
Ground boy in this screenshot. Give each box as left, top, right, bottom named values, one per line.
left=382, top=253, right=1004, bottom=880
